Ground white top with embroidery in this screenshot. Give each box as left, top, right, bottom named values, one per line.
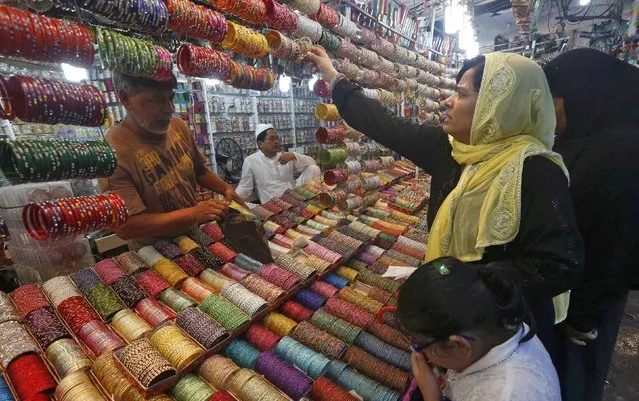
left=443, top=324, right=560, bottom=401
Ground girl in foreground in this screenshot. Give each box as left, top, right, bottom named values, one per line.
left=396, top=257, right=561, bottom=401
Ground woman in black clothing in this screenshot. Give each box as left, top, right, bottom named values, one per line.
left=307, top=47, right=584, bottom=350
left=544, top=48, right=639, bottom=401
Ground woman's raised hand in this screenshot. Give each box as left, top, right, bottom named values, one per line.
left=307, top=46, right=339, bottom=82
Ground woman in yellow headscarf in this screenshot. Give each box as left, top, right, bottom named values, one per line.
left=308, top=48, right=584, bottom=349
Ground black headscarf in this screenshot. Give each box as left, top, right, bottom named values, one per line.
left=544, top=48, right=639, bottom=140
left=543, top=49, right=639, bottom=332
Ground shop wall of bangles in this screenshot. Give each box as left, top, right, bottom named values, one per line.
left=0, top=0, right=450, bottom=400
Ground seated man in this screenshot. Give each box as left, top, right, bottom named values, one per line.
left=98, top=73, right=244, bottom=249
left=236, top=124, right=321, bottom=203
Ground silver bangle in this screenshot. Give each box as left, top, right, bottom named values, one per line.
left=329, top=73, right=346, bottom=91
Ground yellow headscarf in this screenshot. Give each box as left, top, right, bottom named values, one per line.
left=424, top=53, right=570, bottom=322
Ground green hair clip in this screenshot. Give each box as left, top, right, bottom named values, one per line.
left=434, top=261, right=450, bottom=276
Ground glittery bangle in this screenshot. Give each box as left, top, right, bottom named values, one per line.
left=241, top=274, right=285, bottom=304
left=152, top=258, right=189, bottom=288
left=25, top=306, right=71, bottom=349
left=118, top=338, right=176, bottom=387
left=45, top=338, right=92, bottom=378
left=255, top=351, right=313, bottom=400
left=199, top=269, right=233, bottom=292
left=135, top=297, right=176, bottom=327
left=223, top=338, right=260, bottom=368
left=280, top=301, right=313, bottom=322
left=274, top=336, right=330, bottom=379
left=158, top=288, right=197, bottom=314
left=114, top=252, right=149, bottom=275
left=291, top=321, right=347, bottom=359
left=198, top=355, right=240, bottom=390
left=7, top=353, right=56, bottom=400
left=0, top=320, right=39, bottom=368
left=199, top=294, right=250, bottom=331
left=221, top=283, right=268, bottom=317
left=168, top=373, right=216, bottom=401
left=309, top=309, right=361, bottom=344
left=55, top=371, right=107, bottom=400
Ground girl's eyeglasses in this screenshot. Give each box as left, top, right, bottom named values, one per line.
left=376, top=305, right=476, bottom=353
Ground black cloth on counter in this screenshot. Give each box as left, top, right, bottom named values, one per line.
left=332, top=79, right=584, bottom=308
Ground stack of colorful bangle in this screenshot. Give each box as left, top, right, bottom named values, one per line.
left=266, top=30, right=301, bottom=61
left=313, top=79, right=332, bottom=98
left=97, top=29, right=173, bottom=80
left=310, top=3, right=339, bottom=28
left=264, top=0, right=298, bottom=33
left=214, top=0, right=266, bottom=25
left=0, top=6, right=95, bottom=67
left=22, top=192, right=129, bottom=241
left=287, top=0, right=321, bottom=15
left=355, top=27, right=377, bottom=46
left=315, top=103, right=340, bottom=121
left=318, top=29, right=340, bottom=53
left=165, top=0, right=227, bottom=42
left=222, top=22, right=269, bottom=59
left=372, top=36, right=395, bottom=58
left=1, top=75, right=106, bottom=126
left=0, top=139, right=116, bottom=184
left=76, top=0, right=169, bottom=33
left=336, top=39, right=358, bottom=60
left=176, top=44, right=233, bottom=80
left=332, top=14, right=359, bottom=39
left=228, top=61, right=275, bottom=91
left=293, top=15, right=322, bottom=42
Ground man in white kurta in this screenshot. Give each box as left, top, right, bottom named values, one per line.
left=236, top=124, right=321, bottom=203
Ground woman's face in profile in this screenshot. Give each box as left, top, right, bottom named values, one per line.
left=552, top=97, right=567, bottom=135
left=442, top=68, right=479, bottom=144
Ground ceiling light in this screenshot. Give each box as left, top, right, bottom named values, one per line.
left=279, top=75, right=291, bottom=93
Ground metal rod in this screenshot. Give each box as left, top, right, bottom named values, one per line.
left=342, top=0, right=444, bottom=55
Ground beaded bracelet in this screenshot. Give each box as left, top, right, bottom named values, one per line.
left=332, top=13, right=359, bottom=39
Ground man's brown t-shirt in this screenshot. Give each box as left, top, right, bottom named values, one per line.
left=98, top=117, right=207, bottom=246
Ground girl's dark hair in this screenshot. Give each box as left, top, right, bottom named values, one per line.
left=396, top=257, right=534, bottom=343
left=544, top=48, right=639, bottom=139
left=456, top=55, right=485, bottom=91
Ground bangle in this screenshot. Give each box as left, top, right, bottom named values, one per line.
left=329, top=73, right=346, bottom=91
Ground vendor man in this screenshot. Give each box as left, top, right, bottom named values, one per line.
left=236, top=124, right=321, bottom=203
left=98, top=73, right=245, bottom=249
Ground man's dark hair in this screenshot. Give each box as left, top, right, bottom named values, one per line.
left=396, top=256, right=535, bottom=345
left=256, top=130, right=269, bottom=144
left=112, top=72, right=177, bottom=95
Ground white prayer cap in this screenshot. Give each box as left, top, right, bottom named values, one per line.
left=255, top=124, right=275, bottom=138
